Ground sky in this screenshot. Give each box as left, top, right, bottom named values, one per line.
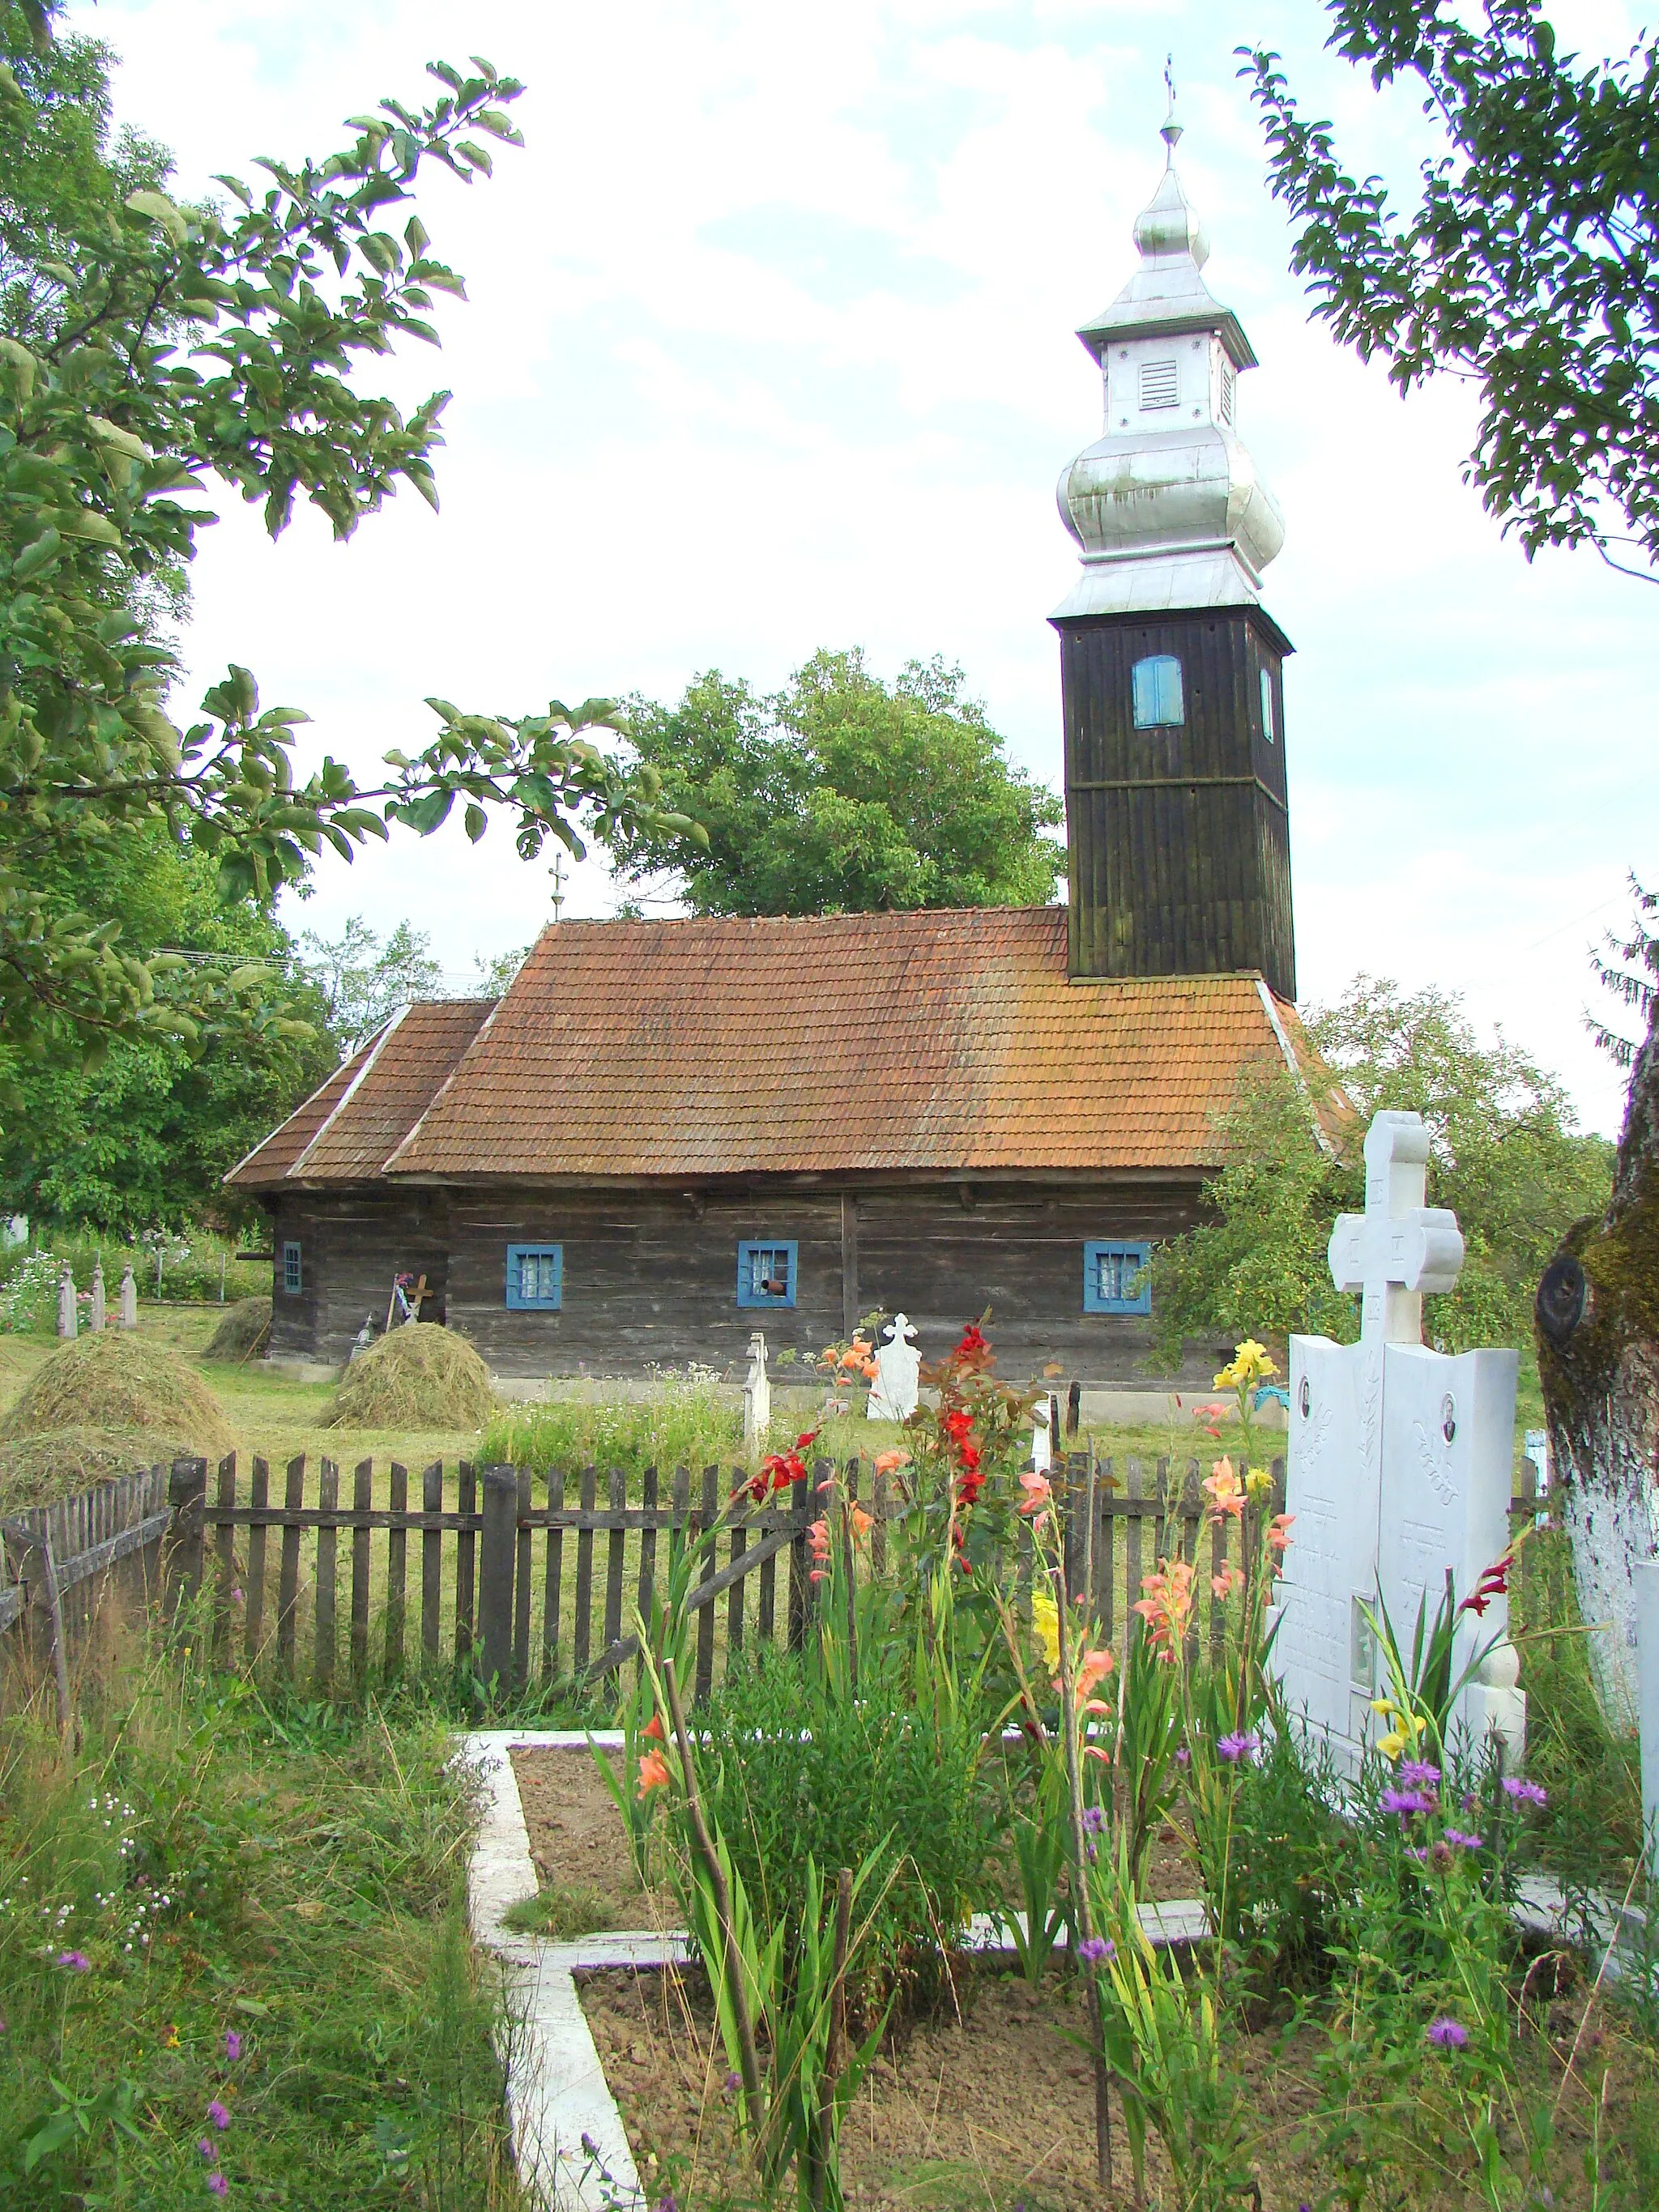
left=67, top=0, right=1655, bottom=1136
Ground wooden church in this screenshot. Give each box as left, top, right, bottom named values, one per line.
left=228, top=117, right=1333, bottom=1383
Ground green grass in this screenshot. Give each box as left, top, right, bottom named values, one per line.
left=0, top=1626, right=527, bottom=2210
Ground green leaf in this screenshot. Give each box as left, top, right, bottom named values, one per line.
left=11, top=526, right=62, bottom=580
left=124, top=188, right=189, bottom=245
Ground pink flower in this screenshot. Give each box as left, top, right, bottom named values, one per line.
left=1017, top=1470, right=1052, bottom=1515
left=1427, top=2016, right=1469, bottom=2050
left=198, top=2139, right=218, bottom=2163
left=207, top=2175, right=228, bottom=2197
left=54, top=1950, right=91, bottom=1971
left=224, top=2030, right=243, bottom=2063
left=207, top=2100, right=230, bottom=2130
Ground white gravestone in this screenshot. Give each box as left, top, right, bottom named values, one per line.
left=117, top=1264, right=138, bottom=1329
left=1030, top=1395, right=1053, bottom=1474
left=867, top=1312, right=920, bottom=1424
left=89, top=1260, right=106, bottom=1332
left=1269, top=1111, right=1524, bottom=1771
left=742, top=1329, right=771, bottom=1449
left=57, top=1263, right=77, bottom=1340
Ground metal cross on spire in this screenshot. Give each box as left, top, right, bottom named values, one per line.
left=1162, top=53, right=1181, bottom=153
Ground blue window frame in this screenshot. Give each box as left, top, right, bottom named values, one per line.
left=736, top=1239, right=797, bottom=1309
left=1084, top=1240, right=1150, bottom=1315
left=1132, top=654, right=1184, bottom=729
left=506, top=1245, right=562, bottom=1311
left=1260, top=666, right=1276, bottom=742
left=281, top=1241, right=301, bottom=1296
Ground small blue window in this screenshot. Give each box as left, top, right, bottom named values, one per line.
left=506, top=1245, right=562, bottom=1311
left=281, top=1241, right=301, bottom=1296
left=1132, top=654, right=1184, bottom=729
left=736, top=1240, right=796, bottom=1309
left=1084, top=1241, right=1150, bottom=1315
left=1260, top=667, right=1276, bottom=742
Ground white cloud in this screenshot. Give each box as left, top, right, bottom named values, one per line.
left=68, top=0, right=1657, bottom=1137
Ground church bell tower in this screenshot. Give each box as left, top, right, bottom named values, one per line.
left=1052, top=102, right=1295, bottom=1001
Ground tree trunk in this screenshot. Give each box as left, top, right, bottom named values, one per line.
left=1537, top=1008, right=1659, bottom=1724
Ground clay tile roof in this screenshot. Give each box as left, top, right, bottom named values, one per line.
left=225, top=999, right=497, bottom=1190
left=381, top=910, right=1317, bottom=1181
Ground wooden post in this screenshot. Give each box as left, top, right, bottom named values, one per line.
left=603, top=1469, right=627, bottom=1659
left=276, top=1455, right=305, bottom=1678
left=542, top=1469, right=564, bottom=1681
left=1125, top=1460, right=1145, bottom=1656
left=245, top=1457, right=269, bottom=1666
left=212, top=1453, right=237, bottom=1657
left=478, top=1464, right=518, bottom=1698
left=386, top=1463, right=407, bottom=1677
left=455, top=1462, right=476, bottom=1663
left=695, top=1466, right=719, bottom=1703
left=635, top=1467, right=658, bottom=1662
left=1098, top=1455, right=1116, bottom=1642
left=514, top=1468, right=534, bottom=1695
left=164, top=1457, right=207, bottom=1619
left=420, top=1463, right=443, bottom=1662
left=350, top=1460, right=373, bottom=1694
left=2, top=1519, right=72, bottom=1740
left=313, top=1460, right=338, bottom=1693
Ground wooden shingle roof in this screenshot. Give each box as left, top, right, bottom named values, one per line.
left=370, top=909, right=1320, bottom=1182
left=226, top=999, right=496, bottom=1190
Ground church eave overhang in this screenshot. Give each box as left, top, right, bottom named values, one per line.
left=1077, top=305, right=1256, bottom=373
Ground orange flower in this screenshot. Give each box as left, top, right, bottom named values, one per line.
left=1268, top=1513, right=1295, bottom=1552
left=637, top=1747, right=671, bottom=1796
left=1074, top=1647, right=1115, bottom=1703
left=872, top=1449, right=911, bottom=1477
left=850, top=1504, right=873, bottom=1538
left=1017, top=1470, right=1052, bottom=1515
left=1201, top=1457, right=1245, bottom=1521
left=1193, top=1403, right=1228, bottom=1439
left=643, top=1711, right=665, bottom=1741
left=1132, top=1558, right=1195, bottom=1661
left=1211, top=1562, right=1244, bottom=1602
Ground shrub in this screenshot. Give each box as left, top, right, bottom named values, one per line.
left=327, top=1322, right=496, bottom=1431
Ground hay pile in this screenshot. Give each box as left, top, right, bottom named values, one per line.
left=0, top=1426, right=186, bottom=1514
left=0, top=1331, right=237, bottom=1464
left=203, top=1296, right=271, bottom=1363
left=328, top=1322, right=495, bottom=1432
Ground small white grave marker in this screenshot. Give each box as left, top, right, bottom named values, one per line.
left=117, top=1265, right=138, bottom=1329
left=867, top=1312, right=920, bottom=1424
left=57, top=1263, right=77, bottom=1340
left=742, top=1328, right=771, bottom=1449
left=89, top=1260, right=106, bottom=1332
left=1271, top=1111, right=1523, bottom=1772
left=1031, top=1396, right=1053, bottom=1474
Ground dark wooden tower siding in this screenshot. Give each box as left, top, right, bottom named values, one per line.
left=1055, top=604, right=1295, bottom=1001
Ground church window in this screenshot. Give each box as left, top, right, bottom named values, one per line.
left=1260, top=667, right=1276, bottom=741
left=1132, top=654, right=1184, bottom=729
left=1138, top=357, right=1179, bottom=410
left=1084, top=1241, right=1150, bottom=1315
left=281, top=1241, right=302, bottom=1296
left=1219, top=360, right=1236, bottom=424
left=737, top=1240, right=796, bottom=1308
left=506, top=1245, right=562, bottom=1310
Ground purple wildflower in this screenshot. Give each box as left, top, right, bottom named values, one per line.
left=1217, top=1730, right=1260, bottom=1765
left=723, top=2070, right=740, bottom=2092
left=1406, top=1845, right=1428, bottom=1861
left=1076, top=1935, right=1114, bottom=1965
left=198, top=2140, right=218, bottom=2163
left=1444, top=1829, right=1483, bottom=1851
left=207, top=2100, right=230, bottom=2131
left=1380, top=1788, right=1436, bottom=1818
left=1175, top=1745, right=1191, bottom=1768
left=654, top=2195, right=679, bottom=2212
left=1399, top=1761, right=1440, bottom=1789
left=207, top=2177, right=228, bottom=2199
left=54, top=1950, right=90, bottom=1971
left=1081, top=1805, right=1107, bottom=1834
left=224, top=2030, right=242, bottom=2063
left=1501, top=1776, right=1548, bottom=1806
left=1427, top=2017, right=1470, bottom=2050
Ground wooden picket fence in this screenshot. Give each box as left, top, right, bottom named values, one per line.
left=0, top=1443, right=1558, bottom=1715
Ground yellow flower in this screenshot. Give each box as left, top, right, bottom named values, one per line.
left=1245, top=1468, right=1273, bottom=1502
left=1377, top=1729, right=1405, bottom=1759
left=1032, top=1592, right=1060, bottom=1676
left=1402, top=1710, right=1427, bottom=1738
left=1371, top=1697, right=1396, bottom=1718
left=1214, top=1338, right=1279, bottom=1391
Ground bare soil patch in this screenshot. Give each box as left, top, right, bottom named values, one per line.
left=511, top=1745, right=678, bottom=1933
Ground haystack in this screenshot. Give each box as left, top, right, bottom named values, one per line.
left=0, top=1331, right=236, bottom=1463
left=327, top=1322, right=496, bottom=1431
left=0, top=1426, right=187, bottom=1514
left=203, top=1296, right=271, bottom=1362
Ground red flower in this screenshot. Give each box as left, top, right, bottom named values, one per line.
left=643, top=1711, right=665, bottom=1741
left=954, top=1323, right=992, bottom=1370
left=1460, top=1551, right=1514, bottom=1618
left=759, top=1448, right=808, bottom=1495
left=955, top=1441, right=981, bottom=1474
left=942, top=1410, right=975, bottom=1444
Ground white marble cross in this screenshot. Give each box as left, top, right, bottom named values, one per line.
left=867, top=1314, right=920, bottom=1424
left=1327, top=1110, right=1465, bottom=1346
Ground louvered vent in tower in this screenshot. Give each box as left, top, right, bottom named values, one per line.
left=1138, top=357, right=1178, bottom=410
left=1219, top=360, right=1236, bottom=424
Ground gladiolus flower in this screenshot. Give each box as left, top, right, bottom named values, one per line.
left=1193, top=1404, right=1227, bottom=1438
left=1211, top=1564, right=1243, bottom=1601
left=1377, top=1730, right=1406, bottom=1759
left=1132, top=1558, right=1194, bottom=1660
left=1202, top=1459, right=1245, bottom=1521
left=1017, top=1470, right=1051, bottom=1515
left=1460, top=1551, right=1514, bottom=1618
left=1032, top=1592, right=1060, bottom=1674
left=637, top=1749, right=671, bottom=1796
left=1244, top=1467, right=1273, bottom=1502
left=1074, top=1648, right=1115, bottom=1703
left=1267, top=1514, right=1294, bottom=1552
left=849, top=1505, right=873, bottom=1538
left=1214, top=1339, right=1277, bottom=1391
left=808, top=1518, right=831, bottom=1562
left=872, top=1449, right=910, bottom=1477
left=643, top=1712, right=665, bottom=1742
left=943, top=1410, right=975, bottom=1444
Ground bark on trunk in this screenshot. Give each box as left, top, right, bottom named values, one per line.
left=1537, top=1009, right=1659, bottom=1725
